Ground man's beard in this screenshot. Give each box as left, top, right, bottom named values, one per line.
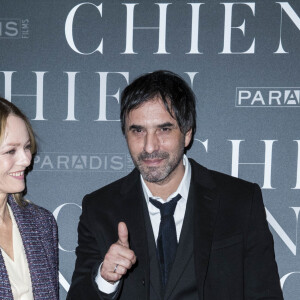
left=133, top=146, right=184, bottom=184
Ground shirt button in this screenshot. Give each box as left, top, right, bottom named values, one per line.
left=142, top=279, right=145, bottom=286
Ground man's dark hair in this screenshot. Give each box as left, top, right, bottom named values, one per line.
left=120, top=70, right=196, bottom=139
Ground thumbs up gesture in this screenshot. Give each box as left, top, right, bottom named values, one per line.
left=100, top=222, right=137, bottom=283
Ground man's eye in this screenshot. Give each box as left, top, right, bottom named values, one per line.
left=161, top=127, right=171, bottom=132
left=132, top=128, right=143, bottom=133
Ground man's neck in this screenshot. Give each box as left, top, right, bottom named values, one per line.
left=144, top=162, right=185, bottom=201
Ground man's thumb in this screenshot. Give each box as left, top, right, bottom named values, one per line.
left=118, top=222, right=129, bottom=247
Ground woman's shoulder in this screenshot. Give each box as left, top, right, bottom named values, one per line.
left=23, top=200, right=55, bottom=222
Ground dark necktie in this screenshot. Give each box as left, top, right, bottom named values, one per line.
left=149, top=194, right=181, bottom=287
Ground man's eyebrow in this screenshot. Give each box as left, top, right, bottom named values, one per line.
left=128, top=124, right=144, bottom=131
left=157, top=122, right=176, bottom=128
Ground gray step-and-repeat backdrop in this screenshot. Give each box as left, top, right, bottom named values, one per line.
left=1, top=0, right=300, bottom=299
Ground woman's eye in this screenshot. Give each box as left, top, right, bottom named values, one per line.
left=25, top=144, right=31, bottom=150
left=6, top=149, right=16, bottom=155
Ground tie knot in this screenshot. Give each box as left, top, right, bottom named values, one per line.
left=149, top=194, right=181, bottom=218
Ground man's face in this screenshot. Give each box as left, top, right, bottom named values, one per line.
left=125, top=97, right=192, bottom=184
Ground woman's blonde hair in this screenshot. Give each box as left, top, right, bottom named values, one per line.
left=0, top=97, right=37, bottom=206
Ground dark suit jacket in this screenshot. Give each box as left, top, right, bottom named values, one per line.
left=0, top=195, right=59, bottom=300
left=68, top=159, right=283, bottom=300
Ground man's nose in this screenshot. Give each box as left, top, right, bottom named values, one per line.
left=144, top=132, right=159, bottom=153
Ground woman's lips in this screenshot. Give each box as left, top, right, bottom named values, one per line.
left=9, top=170, right=25, bottom=180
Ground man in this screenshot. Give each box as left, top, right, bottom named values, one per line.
left=67, top=70, right=283, bottom=300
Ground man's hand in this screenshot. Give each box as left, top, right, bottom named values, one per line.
left=100, top=222, right=137, bottom=283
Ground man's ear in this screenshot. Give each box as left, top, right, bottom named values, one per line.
left=184, top=129, right=193, bottom=148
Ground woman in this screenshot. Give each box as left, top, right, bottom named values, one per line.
left=0, top=97, right=59, bottom=299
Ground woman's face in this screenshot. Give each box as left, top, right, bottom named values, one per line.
left=0, top=115, right=32, bottom=201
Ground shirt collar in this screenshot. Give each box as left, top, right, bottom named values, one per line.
left=141, top=154, right=191, bottom=204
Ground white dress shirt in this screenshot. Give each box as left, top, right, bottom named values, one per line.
left=96, top=155, right=191, bottom=294
left=141, top=154, right=191, bottom=243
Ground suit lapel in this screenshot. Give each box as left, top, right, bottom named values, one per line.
left=189, top=160, right=219, bottom=300
left=164, top=185, right=194, bottom=299
left=164, top=159, right=219, bottom=300
left=119, top=170, right=150, bottom=299
left=142, top=195, right=163, bottom=300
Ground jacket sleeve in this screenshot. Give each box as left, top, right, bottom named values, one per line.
left=67, top=196, right=122, bottom=300
left=244, top=184, right=283, bottom=299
